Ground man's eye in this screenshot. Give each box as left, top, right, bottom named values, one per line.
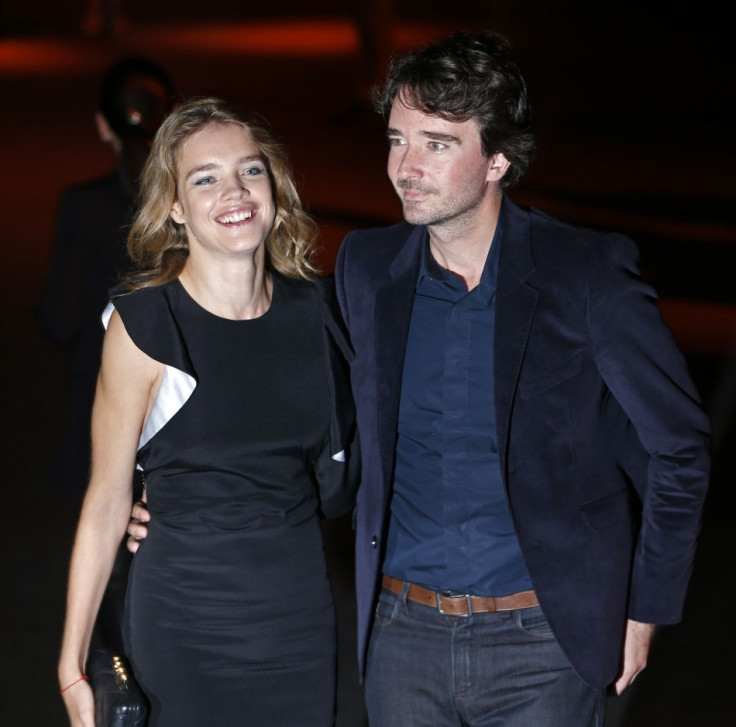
left=429, top=142, right=446, bottom=151
left=388, top=137, right=405, bottom=147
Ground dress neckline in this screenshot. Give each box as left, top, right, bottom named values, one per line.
left=172, top=275, right=278, bottom=323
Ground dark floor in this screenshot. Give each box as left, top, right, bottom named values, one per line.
left=1, top=4, right=734, bottom=725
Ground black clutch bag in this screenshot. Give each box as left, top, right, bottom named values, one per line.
left=87, top=648, right=149, bottom=727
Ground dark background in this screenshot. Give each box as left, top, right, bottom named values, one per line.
left=1, top=2, right=734, bottom=724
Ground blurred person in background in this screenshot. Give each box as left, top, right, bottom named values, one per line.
left=40, top=57, right=177, bottom=501
left=40, top=57, right=177, bottom=650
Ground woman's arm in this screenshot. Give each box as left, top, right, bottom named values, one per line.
left=58, top=310, right=162, bottom=726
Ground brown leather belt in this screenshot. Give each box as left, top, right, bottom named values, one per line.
left=382, top=575, right=539, bottom=617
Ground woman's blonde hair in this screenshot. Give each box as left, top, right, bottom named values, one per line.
left=124, top=97, right=319, bottom=289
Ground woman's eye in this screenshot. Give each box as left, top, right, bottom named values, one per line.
left=243, top=166, right=266, bottom=177
left=193, top=176, right=215, bottom=186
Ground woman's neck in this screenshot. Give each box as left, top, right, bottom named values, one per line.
left=178, top=255, right=273, bottom=320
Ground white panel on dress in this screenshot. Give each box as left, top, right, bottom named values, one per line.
left=102, top=300, right=197, bottom=457
left=139, top=365, right=196, bottom=448
left=101, top=300, right=115, bottom=329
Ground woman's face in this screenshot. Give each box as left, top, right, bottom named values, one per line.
left=170, top=123, right=276, bottom=262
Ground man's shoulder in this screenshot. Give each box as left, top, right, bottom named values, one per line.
left=339, top=221, right=420, bottom=272
left=522, top=202, right=628, bottom=243
left=343, top=221, right=417, bottom=248
left=509, top=200, right=637, bottom=259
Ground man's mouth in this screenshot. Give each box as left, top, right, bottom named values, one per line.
left=397, top=181, right=438, bottom=197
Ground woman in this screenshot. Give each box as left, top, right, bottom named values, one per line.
left=58, top=97, right=358, bottom=727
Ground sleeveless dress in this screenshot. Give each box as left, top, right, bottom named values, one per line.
left=107, top=274, right=350, bottom=726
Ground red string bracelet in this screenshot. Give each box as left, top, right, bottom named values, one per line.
left=60, top=675, right=89, bottom=694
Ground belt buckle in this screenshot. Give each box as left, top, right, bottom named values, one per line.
left=436, top=591, right=472, bottom=617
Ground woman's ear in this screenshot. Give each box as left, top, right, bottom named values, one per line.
left=170, top=200, right=185, bottom=224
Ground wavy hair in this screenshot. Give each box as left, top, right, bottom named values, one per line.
left=373, top=32, right=535, bottom=189
left=124, top=97, right=319, bottom=290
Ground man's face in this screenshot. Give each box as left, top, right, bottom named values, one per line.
left=386, top=94, right=506, bottom=230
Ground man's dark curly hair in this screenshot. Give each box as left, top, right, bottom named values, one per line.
left=373, top=31, right=535, bottom=189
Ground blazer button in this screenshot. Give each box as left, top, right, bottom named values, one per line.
left=371, top=536, right=378, bottom=549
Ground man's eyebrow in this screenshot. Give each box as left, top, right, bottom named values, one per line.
left=385, top=127, right=460, bottom=144
left=422, top=131, right=460, bottom=143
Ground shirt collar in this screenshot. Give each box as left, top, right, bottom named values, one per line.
left=417, top=220, right=503, bottom=304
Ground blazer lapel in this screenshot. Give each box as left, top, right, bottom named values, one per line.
left=374, top=225, right=425, bottom=487
left=495, top=199, right=539, bottom=480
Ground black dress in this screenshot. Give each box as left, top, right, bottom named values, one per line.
left=109, top=274, right=353, bottom=726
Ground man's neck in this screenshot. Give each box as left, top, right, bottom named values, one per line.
left=427, top=196, right=502, bottom=291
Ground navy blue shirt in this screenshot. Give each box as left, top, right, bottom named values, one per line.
left=383, top=226, right=533, bottom=596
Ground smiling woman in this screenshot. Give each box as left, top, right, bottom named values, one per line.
left=125, top=98, right=320, bottom=292
left=58, top=98, right=359, bottom=727
left=170, top=124, right=277, bottom=315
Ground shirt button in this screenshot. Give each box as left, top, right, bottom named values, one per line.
left=371, top=536, right=378, bottom=549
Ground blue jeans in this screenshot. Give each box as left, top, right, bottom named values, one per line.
left=365, top=585, right=605, bottom=726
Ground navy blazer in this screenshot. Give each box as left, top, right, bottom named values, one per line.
left=335, top=196, right=710, bottom=688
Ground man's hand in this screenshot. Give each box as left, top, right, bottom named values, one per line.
left=614, top=619, right=655, bottom=695
left=126, top=489, right=150, bottom=554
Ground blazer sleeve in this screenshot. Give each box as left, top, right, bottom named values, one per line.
left=311, top=276, right=360, bottom=520
left=589, top=233, right=710, bottom=624
left=334, top=233, right=352, bottom=332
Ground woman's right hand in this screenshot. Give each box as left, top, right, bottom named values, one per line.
left=60, top=678, right=95, bottom=727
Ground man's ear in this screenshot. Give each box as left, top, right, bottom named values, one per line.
left=170, top=200, right=185, bottom=225
left=487, top=153, right=511, bottom=183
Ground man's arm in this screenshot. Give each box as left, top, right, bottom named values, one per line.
left=590, top=233, right=710, bottom=624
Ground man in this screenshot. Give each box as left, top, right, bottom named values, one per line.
left=334, top=31, right=709, bottom=725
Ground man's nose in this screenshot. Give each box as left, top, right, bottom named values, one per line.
left=396, top=145, right=422, bottom=179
